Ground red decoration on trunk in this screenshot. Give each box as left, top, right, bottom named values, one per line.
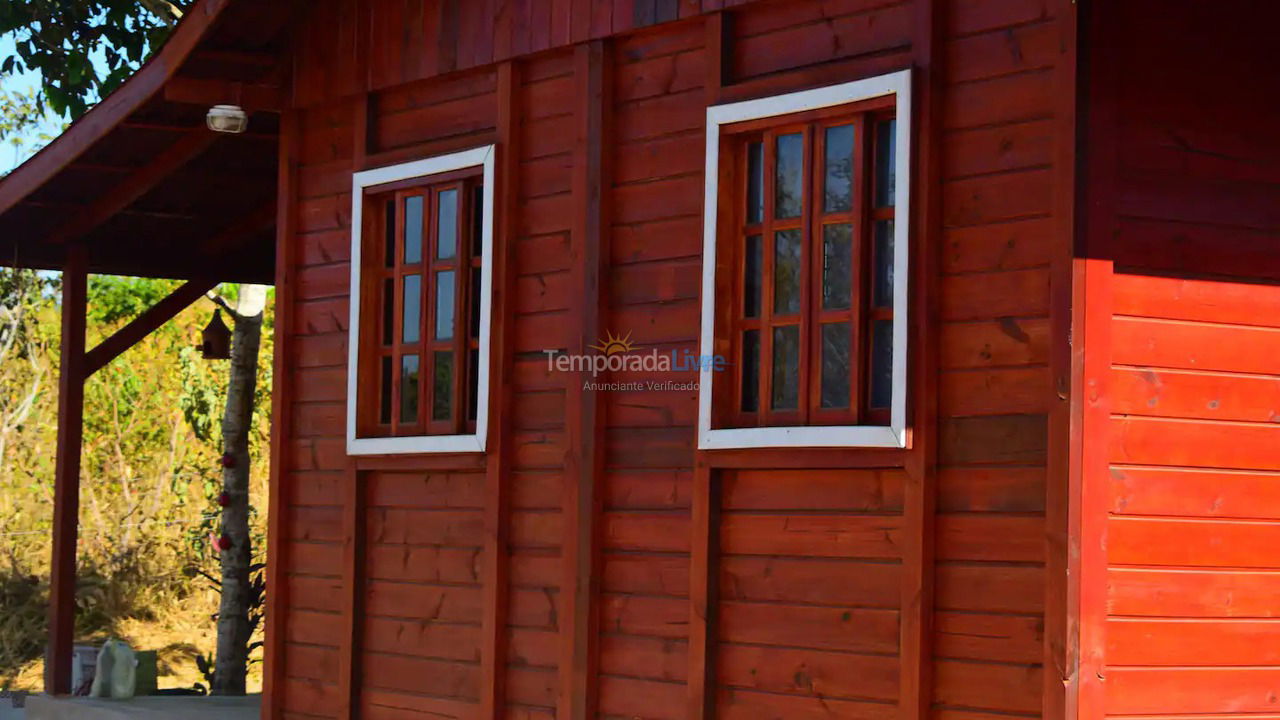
left=216, top=534, right=232, bottom=551
left=217, top=492, right=230, bottom=507
left=221, top=453, right=236, bottom=468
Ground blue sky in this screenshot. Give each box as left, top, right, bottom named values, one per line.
left=1, top=34, right=91, bottom=174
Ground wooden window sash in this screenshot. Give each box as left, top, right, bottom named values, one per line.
left=358, top=171, right=483, bottom=439
left=720, top=105, right=896, bottom=431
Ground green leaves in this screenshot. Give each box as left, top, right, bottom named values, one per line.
left=0, top=0, right=195, bottom=119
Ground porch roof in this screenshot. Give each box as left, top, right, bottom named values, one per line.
left=0, top=0, right=292, bottom=284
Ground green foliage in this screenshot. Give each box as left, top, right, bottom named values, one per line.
left=0, top=0, right=192, bottom=118
left=0, top=269, right=273, bottom=690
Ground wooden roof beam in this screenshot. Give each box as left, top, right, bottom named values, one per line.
left=84, top=278, right=220, bottom=376
left=199, top=201, right=277, bottom=254
left=47, top=127, right=218, bottom=244
left=164, top=76, right=285, bottom=113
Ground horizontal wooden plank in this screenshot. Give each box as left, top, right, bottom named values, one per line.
left=723, top=468, right=906, bottom=512
left=1108, top=567, right=1280, bottom=618
left=936, top=563, right=1044, bottom=614
left=935, top=611, right=1043, bottom=664
left=720, top=513, right=903, bottom=559
left=1110, top=416, right=1280, bottom=471
left=934, top=659, right=1041, bottom=714
left=716, top=687, right=897, bottom=720
left=366, top=472, right=485, bottom=509
left=364, top=544, right=482, bottom=584
left=599, top=634, right=687, bottom=683
left=718, top=643, right=898, bottom=702
left=940, top=367, right=1051, bottom=417
left=360, top=652, right=480, bottom=700
left=1107, top=618, right=1280, bottom=666
left=939, top=415, right=1048, bottom=465
left=1112, top=367, right=1280, bottom=424
left=945, top=20, right=1058, bottom=83
left=937, top=466, right=1046, bottom=513
left=362, top=617, right=481, bottom=662
left=360, top=689, right=476, bottom=719
left=1114, top=272, right=1280, bottom=327
left=604, top=468, right=691, bottom=510
left=597, top=675, right=685, bottom=720
left=944, top=169, right=1053, bottom=227
left=1112, top=316, right=1280, bottom=375
left=364, top=581, right=483, bottom=623
left=1110, top=217, right=1280, bottom=283
left=941, top=268, right=1050, bottom=321
left=943, top=217, right=1053, bottom=274
left=1106, top=667, right=1280, bottom=715
left=1109, top=516, right=1280, bottom=569
left=944, top=69, right=1053, bottom=130
left=733, top=1, right=912, bottom=80
left=1111, top=466, right=1280, bottom=519
left=717, top=602, right=899, bottom=654
left=602, top=511, right=690, bottom=552
left=940, top=317, right=1052, bottom=369
left=719, top=556, right=901, bottom=608
left=599, top=593, right=688, bottom=639
left=947, top=0, right=1052, bottom=37
left=366, top=508, right=485, bottom=546
left=937, top=514, right=1043, bottom=563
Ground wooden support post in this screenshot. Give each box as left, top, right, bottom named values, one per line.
left=45, top=242, right=88, bottom=695
left=686, top=461, right=718, bottom=718
left=559, top=40, right=610, bottom=720
left=261, top=108, right=300, bottom=720
left=84, top=279, right=220, bottom=376
left=480, top=59, right=521, bottom=720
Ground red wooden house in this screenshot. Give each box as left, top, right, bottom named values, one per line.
left=2, top=0, right=1278, bottom=718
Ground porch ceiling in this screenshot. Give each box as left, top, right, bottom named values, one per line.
left=0, top=0, right=294, bottom=284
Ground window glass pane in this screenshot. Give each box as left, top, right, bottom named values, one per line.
left=472, top=185, right=484, bottom=258
left=470, top=266, right=482, bottom=338
left=400, top=355, right=420, bottom=424
left=771, top=325, right=800, bottom=411
left=746, top=142, right=764, bottom=224
left=870, top=319, right=893, bottom=410
left=435, top=270, right=456, bottom=340
left=875, top=119, right=896, bottom=208
left=775, top=133, right=803, bottom=219
left=379, top=356, right=393, bottom=425
left=384, top=200, right=396, bottom=268
left=437, top=188, right=458, bottom=260
left=402, top=274, right=421, bottom=344
left=873, top=219, right=895, bottom=309
left=404, top=196, right=424, bottom=264
left=382, top=279, right=394, bottom=345
left=824, top=125, right=854, bottom=213
left=820, top=323, right=851, bottom=409
left=773, top=229, right=801, bottom=315
left=744, top=234, right=762, bottom=318
left=433, top=351, right=454, bottom=421
left=741, top=330, right=760, bottom=414
left=467, top=348, right=480, bottom=422
left=822, top=223, right=853, bottom=310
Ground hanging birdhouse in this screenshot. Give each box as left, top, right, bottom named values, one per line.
left=200, top=310, right=233, bottom=360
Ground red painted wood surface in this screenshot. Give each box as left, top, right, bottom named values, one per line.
left=1080, top=2, right=1280, bottom=719
left=267, top=0, right=1080, bottom=717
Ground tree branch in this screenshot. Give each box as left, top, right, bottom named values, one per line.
left=138, top=0, right=185, bottom=25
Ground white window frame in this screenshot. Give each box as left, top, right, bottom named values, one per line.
left=346, top=145, right=496, bottom=455
left=697, top=70, right=912, bottom=450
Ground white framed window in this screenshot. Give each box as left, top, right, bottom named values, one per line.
left=347, top=146, right=496, bottom=455
left=697, top=70, right=912, bottom=450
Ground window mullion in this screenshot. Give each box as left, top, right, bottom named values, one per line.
left=759, top=129, right=777, bottom=428
left=851, top=114, right=871, bottom=423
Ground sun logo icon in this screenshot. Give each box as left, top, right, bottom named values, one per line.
left=590, top=330, right=635, bottom=356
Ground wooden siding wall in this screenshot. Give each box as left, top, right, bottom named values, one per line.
left=1079, top=1, right=1280, bottom=718
left=267, top=0, right=1078, bottom=718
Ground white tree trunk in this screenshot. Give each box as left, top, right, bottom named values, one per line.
left=211, top=284, right=266, bottom=695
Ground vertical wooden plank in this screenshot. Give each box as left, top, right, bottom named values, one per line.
left=45, top=241, right=87, bottom=696
left=1046, top=1, right=1081, bottom=719
left=901, top=0, right=942, bottom=717
left=262, top=108, right=300, bottom=720
left=480, top=59, right=521, bottom=720
left=686, top=462, right=718, bottom=718
left=1071, top=3, right=1113, bottom=718
left=337, top=467, right=365, bottom=720
left=559, top=40, right=610, bottom=720
left=704, top=12, right=730, bottom=104
left=439, top=0, right=460, bottom=74
left=551, top=0, right=573, bottom=46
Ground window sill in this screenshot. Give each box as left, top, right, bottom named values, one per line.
left=698, top=424, right=906, bottom=450
left=347, top=433, right=485, bottom=456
